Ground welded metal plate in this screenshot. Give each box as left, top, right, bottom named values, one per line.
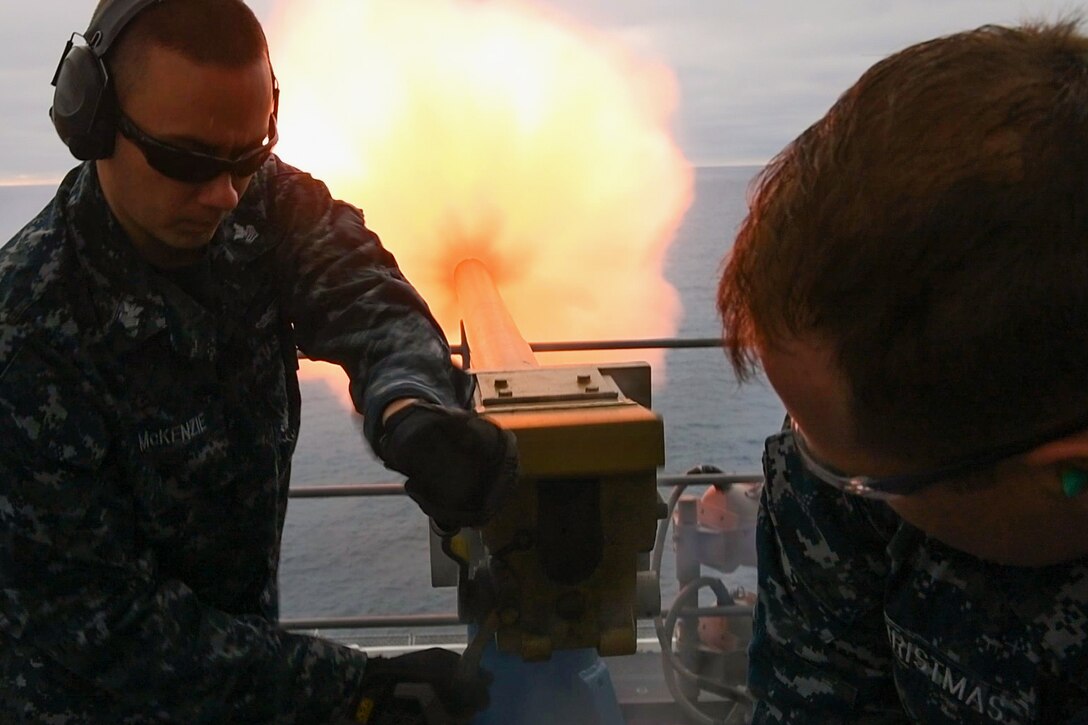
left=477, top=367, right=621, bottom=407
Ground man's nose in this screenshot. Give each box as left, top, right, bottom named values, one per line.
left=197, top=172, right=242, bottom=211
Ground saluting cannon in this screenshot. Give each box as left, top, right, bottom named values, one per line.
left=432, top=258, right=666, bottom=663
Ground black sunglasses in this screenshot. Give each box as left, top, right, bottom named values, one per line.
left=116, top=111, right=278, bottom=184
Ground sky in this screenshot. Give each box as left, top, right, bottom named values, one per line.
left=0, top=0, right=1079, bottom=183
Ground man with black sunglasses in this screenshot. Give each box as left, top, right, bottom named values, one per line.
left=718, top=20, right=1088, bottom=724
left=0, top=0, right=514, bottom=722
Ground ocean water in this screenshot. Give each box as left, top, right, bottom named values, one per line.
left=0, top=165, right=785, bottom=625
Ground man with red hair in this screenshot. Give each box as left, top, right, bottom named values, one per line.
left=719, top=20, right=1088, bottom=723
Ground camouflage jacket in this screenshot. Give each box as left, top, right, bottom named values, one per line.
left=0, top=159, right=470, bottom=723
left=750, top=429, right=1088, bottom=724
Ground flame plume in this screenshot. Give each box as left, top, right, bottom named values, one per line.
left=265, top=0, right=693, bottom=404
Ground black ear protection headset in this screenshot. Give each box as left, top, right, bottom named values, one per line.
left=50, top=0, right=280, bottom=165
left=50, top=0, right=165, bottom=161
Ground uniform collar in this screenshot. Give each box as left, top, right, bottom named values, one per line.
left=64, top=163, right=218, bottom=361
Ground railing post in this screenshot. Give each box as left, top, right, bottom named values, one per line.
left=673, top=496, right=702, bottom=703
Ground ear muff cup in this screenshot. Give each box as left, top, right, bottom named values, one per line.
left=50, top=43, right=118, bottom=161
left=50, top=0, right=162, bottom=161
left=50, top=0, right=277, bottom=163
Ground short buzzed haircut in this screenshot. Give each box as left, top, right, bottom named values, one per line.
left=95, top=0, right=270, bottom=102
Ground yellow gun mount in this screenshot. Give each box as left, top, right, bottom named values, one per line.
left=433, top=259, right=665, bottom=661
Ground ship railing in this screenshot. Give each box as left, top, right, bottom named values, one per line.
left=283, top=335, right=763, bottom=634
left=282, top=471, right=760, bottom=631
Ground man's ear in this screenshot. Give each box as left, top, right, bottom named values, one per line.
left=1021, top=428, right=1088, bottom=468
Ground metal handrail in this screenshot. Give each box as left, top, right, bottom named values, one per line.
left=450, top=336, right=723, bottom=355
left=283, top=613, right=462, bottom=630
left=301, top=336, right=723, bottom=361
left=282, top=472, right=763, bottom=631
left=281, top=605, right=754, bottom=632
left=287, top=473, right=762, bottom=498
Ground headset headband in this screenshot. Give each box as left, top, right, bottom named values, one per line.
left=84, top=0, right=164, bottom=59
left=50, top=0, right=167, bottom=160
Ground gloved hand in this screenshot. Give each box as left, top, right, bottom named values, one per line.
left=352, top=647, right=493, bottom=724
left=378, top=402, right=518, bottom=530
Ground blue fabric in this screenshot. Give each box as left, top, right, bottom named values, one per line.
left=0, top=157, right=468, bottom=722
left=749, top=429, right=1088, bottom=723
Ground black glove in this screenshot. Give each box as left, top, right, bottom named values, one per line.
left=379, top=402, right=518, bottom=530
left=352, top=648, right=492, bottom=724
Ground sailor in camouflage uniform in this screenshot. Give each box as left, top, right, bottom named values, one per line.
left=0, top=0, right=510, bottom=722
left=716, top=21, right=1088, bottom=724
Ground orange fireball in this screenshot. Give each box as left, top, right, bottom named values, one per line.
left=265, top=0, right=692, bottom=406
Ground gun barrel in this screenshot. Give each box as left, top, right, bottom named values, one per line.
left=449, top=257, right=665, bottom=661
left=454, top=258, right=538, bottom=370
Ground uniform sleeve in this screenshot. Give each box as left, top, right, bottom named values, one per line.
left=748, top=430, right=910, bottom=724
left=0, top=340, right=366, bottom=723
left=264, top=158, right=472, bottom=445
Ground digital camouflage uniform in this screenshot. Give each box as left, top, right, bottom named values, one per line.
left=0, top=158, right=470, bottom=723
left=749, top=429, right=1088, bottom=724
